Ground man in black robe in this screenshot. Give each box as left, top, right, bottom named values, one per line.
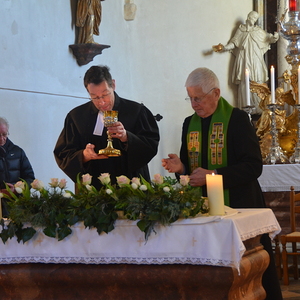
left=54, top=65, right=159, bottom=189
left=162, top=67, right=282, bottom=300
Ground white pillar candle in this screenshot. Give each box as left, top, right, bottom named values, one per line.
left=298, top=65, right=300, bottom=104
left=206, top=173, right=225, bottom=216
left=245, top=68, right=250, bottom=106
left=271, top=66, right=275, bottom=104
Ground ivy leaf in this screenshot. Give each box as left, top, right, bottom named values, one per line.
left=43, top=225, right=57, bottom=238
left=57, top=226, right=72, bottom=241
left=22, top=227, right=37, bottom=243
left=0, top=229, right=9, bottom=244
left=137, top=219, right=147, bottom=232
left=7, top=222, right=17, bottom=239
left=68, top=215, right=79, bottom=226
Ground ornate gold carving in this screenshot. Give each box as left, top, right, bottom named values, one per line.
left=251, top=75, right=298, bottom=159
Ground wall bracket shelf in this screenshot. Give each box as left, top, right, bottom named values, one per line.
left=69, top=44, right=110, bottom=66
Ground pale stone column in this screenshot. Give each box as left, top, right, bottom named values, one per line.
left=277, top=0, right=291, bottom=88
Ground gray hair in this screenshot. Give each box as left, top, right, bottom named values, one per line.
left=185, top=68, right=220, bottom=93
left=0, top=117, right=9, bottom=129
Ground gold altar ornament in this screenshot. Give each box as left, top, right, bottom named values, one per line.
left=98, top=110, right=121, bottom=157
left=250, top=80, right=297, bottom=160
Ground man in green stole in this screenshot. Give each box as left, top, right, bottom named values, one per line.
left=162, top=67, right=282, bottom=300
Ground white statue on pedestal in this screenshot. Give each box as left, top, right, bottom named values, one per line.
left=213, top=11, right=279, bottom=113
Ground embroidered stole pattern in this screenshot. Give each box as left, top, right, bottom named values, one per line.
left=187, top=97, right=233, bottom=205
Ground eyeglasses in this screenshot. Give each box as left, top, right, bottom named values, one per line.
left=90, top=92, right=112, bottom=102
left=0, top=133, right=8, bottom=138
left=185, top=87, right=216, bottom=103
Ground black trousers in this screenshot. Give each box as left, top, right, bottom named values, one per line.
left=261, top=234, right=283, bottom=300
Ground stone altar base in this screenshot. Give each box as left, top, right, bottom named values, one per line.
left=0, top=237, right=269, bottom=300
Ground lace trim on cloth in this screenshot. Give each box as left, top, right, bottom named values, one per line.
left=240, top=225, right=280, bottom=241
left=0, top=256, right=237, bottom=268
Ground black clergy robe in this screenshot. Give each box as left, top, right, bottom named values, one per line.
left=54, top=92, right=160, bottom=189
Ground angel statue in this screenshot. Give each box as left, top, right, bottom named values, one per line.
left=212, top=11, right=279, bottom=112
left=251, top=82, right=294, bottom=136
left=251, top=82, right=295, bottom=158
left=76, top=0, right=102, bottom=44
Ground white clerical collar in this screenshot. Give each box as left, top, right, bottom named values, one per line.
left=93, top=111, right=104, bottom=136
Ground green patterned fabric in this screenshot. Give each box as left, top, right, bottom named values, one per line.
left=187, top=97, right=233, bottom=205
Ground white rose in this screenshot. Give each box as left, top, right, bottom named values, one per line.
left=15, top=187, right=23, bottom=194
left=117, top=175, right=130, bottom=187
left=152, top=174, right=164, bottom=185
left=163, top=186, right=170, bottom=192
left=85, top=184, right=92, bottom=192
left=49, top=178, right=59, bottom=188
left=98, top=173, right=111, bottom=185
left=131, top=183, right=138, bottom=190
left=139, top=185, right=147, bottom=191
left=31, top=179, right=44, bottom=190
left=82, top=173, right=92, bottom=185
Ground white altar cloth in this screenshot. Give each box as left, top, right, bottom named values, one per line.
left=258, top=164, right=300, bottom=192
left=0, top=208, right=280, bottom=271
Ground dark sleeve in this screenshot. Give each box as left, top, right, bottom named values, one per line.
left=179, top=116, right=192, bottom=175
left=53, top=113, right=85, bottom=183
left=124, top=105, right=160, bottom=173
left=19, top=149, right=35, bottom=186
left=216, top=109, right=263, bottom=189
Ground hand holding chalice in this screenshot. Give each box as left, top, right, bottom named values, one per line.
left=98, top=110, right=121, bottom=157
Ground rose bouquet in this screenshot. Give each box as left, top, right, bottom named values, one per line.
left=98, top=173, right=209, bottom=240
left=0, top=178, right=73, bottom=243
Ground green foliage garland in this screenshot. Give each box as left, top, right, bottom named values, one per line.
left=0, top=173, right=209, bottom=243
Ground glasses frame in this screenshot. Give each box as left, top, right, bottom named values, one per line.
left=0, top=133, right=9, bottom=138
left=89, top=91, right=112, bottom=102
left=185, top=87, right=216, bottom=103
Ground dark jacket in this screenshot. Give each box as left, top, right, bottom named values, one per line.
left=0, top=139, right=35, bottom=188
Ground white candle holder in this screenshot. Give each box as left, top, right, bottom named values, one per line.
left=289, top=104, right=300, bottom=163
left=264, top=104, right=289, bottom=165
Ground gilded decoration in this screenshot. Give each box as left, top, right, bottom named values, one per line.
left=251, top=7, right=300, bottom=163
left=251, top=80, right=297, bottom=159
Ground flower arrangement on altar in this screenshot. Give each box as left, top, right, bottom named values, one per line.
left=0, top=173, right=209, bottom=244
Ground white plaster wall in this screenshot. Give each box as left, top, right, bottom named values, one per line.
left=0, top=0, right=253, bottom=191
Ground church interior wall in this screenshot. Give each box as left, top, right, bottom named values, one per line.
left=0, top=0, right=255, bottom=191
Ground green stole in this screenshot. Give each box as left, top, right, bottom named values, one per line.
left=187, top=97, right=233, bottom=206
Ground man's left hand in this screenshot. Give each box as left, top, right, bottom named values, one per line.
left=189, top=168, right=214, bottom=186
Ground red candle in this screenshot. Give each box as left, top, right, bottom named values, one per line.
left=290, top=0, right=297, bottom=11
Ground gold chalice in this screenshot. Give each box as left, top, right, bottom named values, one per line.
left=98, top=110, right=121, bottom=157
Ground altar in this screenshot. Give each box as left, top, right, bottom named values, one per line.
left=258, top=164, right=300, bottom=234
left=0, top=208, right=280, bottom=300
